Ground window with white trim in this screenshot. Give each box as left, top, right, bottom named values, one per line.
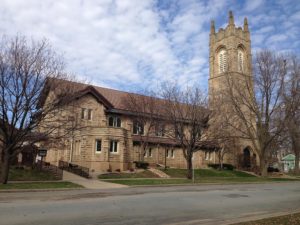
left=108, top=116, right=121, bottom=127
left=75, top=140, right=81, bottom=155
left=205, top=151, right=212, bottom=160
left=95, top=139, right=101, bottom=153
left=81, top=108, right=92, bottom=120
left=133, top=121, right=144, bottom=135
left=167, top=149, right=174, bottom=158
left=218, top=49, right=227, bottom=73
left=109, top=140, right=118, bottom=153
left=238, top=49, right=244, bottom=72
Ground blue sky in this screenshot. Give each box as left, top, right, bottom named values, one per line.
left=0, top=0, right=299, bottom=92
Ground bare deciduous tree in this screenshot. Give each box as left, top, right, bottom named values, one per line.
left=283, top=55, right=300, bottom=174
left=122, top=91, right=161, bottom=161
left=0, top=35, right=80, bottom=184
left=218, top=50, right=287, bottom=176
left=161, top=84, right=209, bottom=179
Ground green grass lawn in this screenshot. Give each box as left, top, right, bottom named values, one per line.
left=101, top=168, right=299, bottom=186
left=161, top=168, right=256, bottom=178
left=233, top=212, right=300, bottom=225
left=106, top=177, right=298, bottom=186
left=0, top=181, right=83, bottom=190
left=98, top=170, right=159, bottom=179
left=8, top=167, right=59, bottom=181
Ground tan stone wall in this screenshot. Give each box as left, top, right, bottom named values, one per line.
left=136, top=144, right=217, bottom=169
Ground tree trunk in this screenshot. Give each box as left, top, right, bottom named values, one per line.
left=220, top=149, right=224, bottom=170
left=0, top=153, right=10, bottom=184
left=220, top=157, right=224, bottom=170
left=260, top=159, right=268, bottom=177
left=164, top=148, right=167, bottom=170
left=186, top=156, right=193, bottom=179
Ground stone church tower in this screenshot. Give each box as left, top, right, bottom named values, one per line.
left=208, top=11, right=257, bottom=169
left=209, top=11, right=252, bottom=99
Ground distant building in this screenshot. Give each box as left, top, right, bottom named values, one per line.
left=282, top=154, right=299, bottom=172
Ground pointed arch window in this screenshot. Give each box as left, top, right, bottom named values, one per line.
left=218, top=49, right=227, bottom=73
left=238, top=49, right=244, bottom=72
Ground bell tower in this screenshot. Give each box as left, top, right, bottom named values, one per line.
left=208, top=11, right=256, bottom=169
left=209, top=11, right=252, bottom=103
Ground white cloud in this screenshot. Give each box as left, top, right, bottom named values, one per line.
left=0, top=0, right=299, bottom=93
left=244, top=0, right=264, bottom=12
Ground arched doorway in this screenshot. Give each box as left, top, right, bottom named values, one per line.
left=243, top=148, right=251, bottom=168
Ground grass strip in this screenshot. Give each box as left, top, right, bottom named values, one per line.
left=0, top=181, right=83, bottom=189
left=104, top=177, right=300, bottom=186
left=160, top=168, right=256, bottom=178
left=98, top=170, right=159, bottom=179
left=8, top=168, right=58, bottom=181
left=233, top=212, right=300, bottom=225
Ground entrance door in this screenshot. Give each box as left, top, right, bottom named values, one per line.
left=243, top=148, right=251, bottom=168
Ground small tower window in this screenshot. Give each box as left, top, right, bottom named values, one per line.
left=218, top=49, right=227, bottom=73
left=238, top=49, right=244, bottom=72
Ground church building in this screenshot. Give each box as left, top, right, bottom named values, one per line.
left=41, top=12, right=258, bottom=175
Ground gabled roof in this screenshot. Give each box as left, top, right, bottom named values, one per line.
left=41, top=78, right=208, bottom=121
left=282, top=154, right=295, bottom=161
left=73, top=86, right=114, bottom=109
left=42, top=78, right=166, bottom=113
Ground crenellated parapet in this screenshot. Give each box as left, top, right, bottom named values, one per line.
left=210, top=11, right=250, bottom=48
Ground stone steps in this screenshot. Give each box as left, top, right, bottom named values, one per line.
left=148, top=168, right=170, bottom=178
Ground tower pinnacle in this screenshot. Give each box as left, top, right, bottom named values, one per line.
left=244, top=17, right=249, bottom=32
left=229, top=11, right=234, bottom=26
left=210, top=20, right=215, bottom=34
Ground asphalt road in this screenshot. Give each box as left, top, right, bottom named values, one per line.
left=1, top=182, right=300, bottom=225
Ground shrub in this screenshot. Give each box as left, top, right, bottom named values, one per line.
left=133, top=161, right=149, bottom=169
left=208, top=163, right=236, bottom=170
left=267, top=167, right=279, bottom=172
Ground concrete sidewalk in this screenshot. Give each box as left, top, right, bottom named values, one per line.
left=62, top=171, right=127, bottom=189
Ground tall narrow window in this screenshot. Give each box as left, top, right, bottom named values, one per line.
left=167, top=149, right=174, bottom=158
left=205, top=151, right=209, bottom=160
left=88, top=109, right=92, bottom=120
left=110, top=140, right=118, bottom=153
left=238, top=49, right=244, bottom=72
left=218, top=49, right=227, bottom=73
left=95, top=139, right=101, bottom=153
left=81, top=108, right=86, bottom=119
